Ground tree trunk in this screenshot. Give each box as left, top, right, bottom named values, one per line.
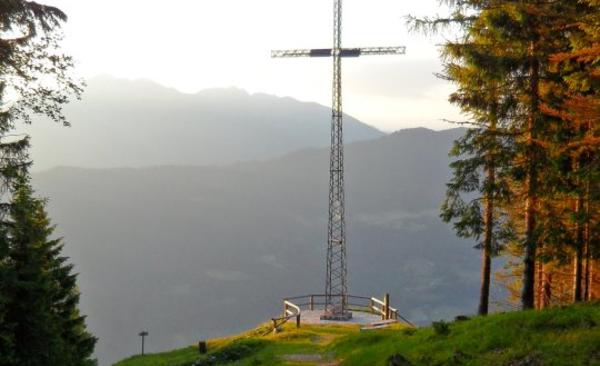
left=479, top=162, right=495, bottom=315
left=522, top=193, right=537, bottom=310
left=589, top=261, right=595, bottom=300
left=543, top=272, right=552, bottom=308
left=536, top=260, right=544, bottom=309
left=584, top=180, right=591, bottom=301
left=574, top=196, right=584, bottom=302
left=479, top=233, right=492, bottom=315
left=522, top=41, right=540, bottom=310
left=584, top=242, right=591, bottom=301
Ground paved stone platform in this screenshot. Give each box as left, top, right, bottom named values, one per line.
left=300, top=310, right=384, bottom=325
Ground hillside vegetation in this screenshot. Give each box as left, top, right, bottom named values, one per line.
left=115, top=302, right=599, bottom=366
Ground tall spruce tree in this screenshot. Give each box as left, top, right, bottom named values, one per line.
left=543, top=0, right=600, bottom=302
left=4, top=176, right=96, bottom=366
left=0, top=3, right=85, bottom=363
left=0, top=219, right=14, bottom=364
left=441, top=127, right=515, bottom=315
left=411, top=3, right=519, bottom=315
left=411, top=0, right=586, bottom=310
left=0, top=1, right=82, bottom=200
left=482, top=0, right=581, bottom=310
left=438, top=53, right=517, bottom=315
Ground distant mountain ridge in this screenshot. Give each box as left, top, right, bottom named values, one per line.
left=25, top=76, right=384, bottom=171
left=32, top=127, right=487, bottom=366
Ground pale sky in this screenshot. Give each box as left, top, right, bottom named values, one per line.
left=44, top=0, right=461, bottom=132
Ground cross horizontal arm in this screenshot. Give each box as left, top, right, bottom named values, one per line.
left=358, top=46, right=406, bottom=56
left=271, top=49, right=318, bottom=58
left=271, top=46, right=406, bottom=58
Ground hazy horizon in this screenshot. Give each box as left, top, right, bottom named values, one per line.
left=43, top=0, right=463, bottom=132
left=80, top=74, right=463, bottom=133
left=23, top=75, right=463, bottom=173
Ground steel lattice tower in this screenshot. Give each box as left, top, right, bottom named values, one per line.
left=326, top=0, right=348, bottom=319
left=272, top=0, right=405, bottom=319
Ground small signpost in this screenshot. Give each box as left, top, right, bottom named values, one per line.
left=138, top=330, right=149, bottom=356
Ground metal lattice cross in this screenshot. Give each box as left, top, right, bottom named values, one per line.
left=272, top=0, right=405, bottom=319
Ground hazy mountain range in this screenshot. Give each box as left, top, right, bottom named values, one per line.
left=30, top=126, right=510, bottom=366
left=25, top=78, right=502, bottom=366
left=26, top=76, right=383, bottom=171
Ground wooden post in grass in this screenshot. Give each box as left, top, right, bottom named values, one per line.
left=384, top=293, right=390, bottom=320
left=198, top=341, right=207, bottom=354
left=138, top=331, right=148, bottom=356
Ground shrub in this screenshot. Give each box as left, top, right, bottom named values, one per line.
left=432, top=320, right=451, bottom=336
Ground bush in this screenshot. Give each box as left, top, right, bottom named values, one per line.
left=192, top=339, right=267, bottom=365
left=402, top=328, right=417, bottom=336
left=388, top=353, right=413, bottom=366
left=432, top=320, right=451, bottom=336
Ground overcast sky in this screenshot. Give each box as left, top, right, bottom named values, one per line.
left=45, top=0, right=461, bottom=132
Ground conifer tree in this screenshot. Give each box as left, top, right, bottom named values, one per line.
left=441, top=128, right=515, bottom=315
left=4, top=176, right=96, bottom=366
left=0, top=222, right=14, bottom=364
left=411, top=0, right=587, bottom=310
left=0, top=1, right=82, bottom=201
left=1, top=4, right=83, bottom=361
left=543, top=0, right=600, bottom=302
left=439, top=57, right=516, bottom=315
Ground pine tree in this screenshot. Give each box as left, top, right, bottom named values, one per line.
left=0, top=222, right=15, bottom=365
left=441, top=127, right=515, bottom=315
left=410, top=2, right=527, bottom=314
left=1, top=4, right=83, bottom=362
left=0, top=1, right=82, bottom=202
left=411, top=0, right=587, bottom=310
left=543, top=0, right=600, bottom=303
left=4, top=176, right=96, bottom=366
left=438, top=65, right=517, bottom=315
left=0, top=0, right=82, bottom=125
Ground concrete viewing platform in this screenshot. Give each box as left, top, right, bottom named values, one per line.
left=275, top=294, right=411, bottom=331
left=300, top=310, right=386, bottom=325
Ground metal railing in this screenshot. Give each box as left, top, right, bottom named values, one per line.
left=270, top=294, right=414, bottom=331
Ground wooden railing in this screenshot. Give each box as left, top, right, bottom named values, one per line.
left=270, top=294, right=414, bottom=331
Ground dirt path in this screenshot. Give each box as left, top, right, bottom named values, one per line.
left=281, top=354, right=341, bottom=365
left=282, top=354, right=323, bottom=362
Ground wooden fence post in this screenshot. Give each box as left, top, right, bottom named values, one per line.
left=198, top=341, right=207, bottom=354
left=296, top=314, right=301, bottom=328
left=384, top=293, right=390, bottom=320
left=310, top=295, right=314, bottom=311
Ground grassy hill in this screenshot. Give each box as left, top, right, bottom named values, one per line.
left=114, top=302, right=599, bottom=366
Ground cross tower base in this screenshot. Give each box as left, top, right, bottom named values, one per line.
left=320, top=307, right=353, bottom=321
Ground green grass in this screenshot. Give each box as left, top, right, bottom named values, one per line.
left=114, top=302, right=600, bottom=366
